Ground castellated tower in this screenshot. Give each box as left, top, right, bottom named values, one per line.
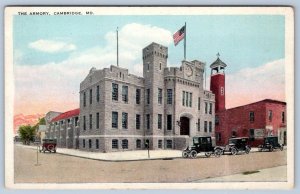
left=210, top=55, right=227, bottom=112
left=142, top=42, right=168, bottom=149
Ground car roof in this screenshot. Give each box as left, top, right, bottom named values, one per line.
left=229, top=137, right=249, bottom=140
left=193, top=136, right=212, bottom=138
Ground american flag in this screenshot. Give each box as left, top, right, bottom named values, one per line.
left=173, top=26, right=185, bottom=46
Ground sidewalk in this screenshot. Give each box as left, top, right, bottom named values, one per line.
left=15, top=144, right=283, bottom=161
left=15, top=144, right=182, bottom=161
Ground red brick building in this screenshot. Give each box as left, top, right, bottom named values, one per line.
left=210, top=56, right=287, bottom=147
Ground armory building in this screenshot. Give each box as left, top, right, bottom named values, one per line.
left=46, top=42, right=216, bottom=152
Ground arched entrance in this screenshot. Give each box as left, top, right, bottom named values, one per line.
left=180, top=116, right=190, bottom=136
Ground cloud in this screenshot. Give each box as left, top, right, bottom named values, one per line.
left=28, top=39, right=77, bottom=53
left=225, top=59, right=285, bottom=108
left=15, top=23, right=173, bottom=115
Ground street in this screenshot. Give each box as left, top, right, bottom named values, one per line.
left=14, top=145, right=287, bottom=183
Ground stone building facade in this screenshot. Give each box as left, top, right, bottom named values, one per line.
left=78, top=42, right=215, bottom=152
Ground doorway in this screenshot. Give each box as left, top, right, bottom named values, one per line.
left=180, top=116, right=190, bottom=136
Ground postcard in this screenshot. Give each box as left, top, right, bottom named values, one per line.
left=4, top=6, right=294, bottom=189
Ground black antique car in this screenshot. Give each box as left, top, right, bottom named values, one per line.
left=39, top=139, right=57, bottom=153
left=258, top=136, right=283, bottom=152
left=220, top=137, right=251, bottom=155
left=182, top=136, right=223, bottom=159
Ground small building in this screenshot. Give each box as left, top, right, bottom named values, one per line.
left=215, top=99, right=287, bottom=146
left=46, top=109, right=80, bottom=148
left=209, top=55, right=287, bottom=147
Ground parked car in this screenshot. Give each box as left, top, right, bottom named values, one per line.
left=39, top=138, right=57, bottom=153
left=258, top=136, right=283, bottom=152
left=220, top=137, right=251, bottom=155
left=182, top=136, right=223, bottom=159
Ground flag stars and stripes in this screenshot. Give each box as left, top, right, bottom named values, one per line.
left=173, top=26, right=185, bottom=46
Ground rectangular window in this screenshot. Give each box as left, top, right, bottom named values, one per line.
left=89, top=114, right=92, bottom=129
left=122, top=139, right=128, bottom=149
left=96, top=139, right=99, bottom=149
left=167, top=89, right=173, bottom=104
left=112, top=139, right=118, bottom=149
left=122, top=85, right=128, bottom=103
left=198, top=97, right=200, bottom=110
left=268, top=110, right=273, bottom=121
left=112, top=112, right=118, bottom=128
left=217, top=133, right=221, bottom=141
left=209, top=103, right=212, bottom=114
left=166, top=140, right=172, bottom=149
left=97, top=85, right=100, bottom=102
left=89, top=89, right=92, bottom=104
left=83, top=139, right=85, bottom=148
left=282, top=112, right=285, bottom=123
left=136, top=114, right=140, bottom=129
left=83, top=92, right=86, bottom=107
left=146, top=89, right=150, bottom=104
left=83, top=116, right=86, bottom=130
left=249, top=111, right=255, bottom=122
left=158, top=140, right=162, bottom=148
left=197, top=119, right=200, bottom=131
left=75, top=117, right=79, bottom=127
left=136, top=139, right=141, bottom=149
left=158, top=114, right=162, bottom=129
left=205, top=102, right=208, bottom=114
left=182, top=91, right=185, bottom=106
left=209, top=121, right=212, bottom=132
left=112, top=83, right=118, bottom=101
left=146, top=114, right=150, bottom=130
left=249, top=129, right=255, bottom=140
left=215, top=115, right=219, bottom=125
left=158, top=88, right=162, bottom=104
left=136, top=89, right=140, bottom=104
left=122, top=112, right=128, bottom=129
left=88, top=139, right=92, bottom=148
left=96, top=112, right=99, bottom=129
left=189, top=93, right=192, bottom=107
left=204, top=121, right=208, bottom=132
left=185, top=92, right=189, bottom=107
left=167, top=115, right=172, bottom=130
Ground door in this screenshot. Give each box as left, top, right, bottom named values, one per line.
left=180, top=117, right=190, bottom=136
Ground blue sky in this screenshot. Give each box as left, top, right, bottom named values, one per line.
left=13, top=15, right=285, bottom=114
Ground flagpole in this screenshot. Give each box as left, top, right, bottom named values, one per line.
left=184, top=22, right=186, bottom=60
left=117, top=27, right=119, bottom=67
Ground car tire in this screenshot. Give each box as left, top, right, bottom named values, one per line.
left=280, top=146, right=283, bottom=151
left=214, top=149, right=222, bottom=158
left=205, top=152, right=211, bottom=158
left=269, top=146, right=274, bottom=152
left=182, top=150, right=189, bottom=158
left=190, top=150, right=197, bottom=159
left=245, top=147, right=251, bottom=154
left=231, top=147, right=238, bottom=155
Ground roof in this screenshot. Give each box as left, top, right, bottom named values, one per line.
left=210, top=57, right=227, bottom=69
left=51, top=108, right=80, bottom=122
left=225, top=99, right=286, bottom=111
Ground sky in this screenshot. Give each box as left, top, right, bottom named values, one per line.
left=13, top=15, right=285, bottom=115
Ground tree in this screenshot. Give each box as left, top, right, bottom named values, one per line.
left=18, top=125, right=36, bottom=145
left=38, top=117, right=46, bottom=125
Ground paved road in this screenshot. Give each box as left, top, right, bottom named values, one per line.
left=14, top=145, right=287, bottom=183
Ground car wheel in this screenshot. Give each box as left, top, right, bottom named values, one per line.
left=231, top=147, right=238, bottom=155
left=269, top=146, right=274, bottom=152
left=245, top=147, right=251, bottom=154
left=54, top=149, right=56, bottom=153
left=190, top=150, right=197, bottom=159
left=214, top=149, right=222, bottom=158
left=280, top=146, right=283, bottom=151
left=182, top=150, right=189, bottom=158
left=205, top=152, right=211, bottom=158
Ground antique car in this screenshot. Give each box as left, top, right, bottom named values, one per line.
left=182, top=136, right=223, bottom=159
left=220, top=137, right=251, bottom=155
left=258, top=136, right=284, bottom=152
left=39, top=138, right=57, bottom=153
